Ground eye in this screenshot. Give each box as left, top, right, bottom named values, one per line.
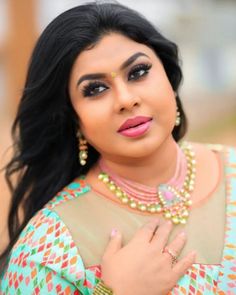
left=82, top=81, right=109, bottom=97
left=128, top=63, right=152, bottom=81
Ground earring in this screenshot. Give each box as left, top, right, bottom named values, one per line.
left=175, top=106, right=181, bottom=126
left=77, top=131, right=88, bottom=166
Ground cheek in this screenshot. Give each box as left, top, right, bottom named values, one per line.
left=146, top=77, right=176, bottom=112
left=74, top=101, right=112, bottom=136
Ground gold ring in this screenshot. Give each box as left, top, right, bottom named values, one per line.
left=162, top=247, right=178, bottom=265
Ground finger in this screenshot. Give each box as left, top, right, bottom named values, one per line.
left=164, top=231, right=187, bottom=259
left=132, top=218, right=160, bottom=243
left=172, top=251, right=196, bottom=278
left=151, top=220, right=173, bottom=251
left=103, top=229, right=122, bottom=260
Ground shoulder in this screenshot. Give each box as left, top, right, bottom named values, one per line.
left=188, top=140, right=236, bottom=176
left=188, top=140, right=227, bottom=152
left=46, top=176, right=91, bottom=210
left=1, top=208, right=98, bottom=293
left=184, top=141, right=235, bottom=205
left=1, top=179, right=99, bottom=293
left=2, top=207, right=84, bottom=281
left=187, top=140, right=235, bottom=162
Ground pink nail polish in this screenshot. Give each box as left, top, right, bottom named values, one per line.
left=167, top=221, right=172, bottom=226
left=179, top=231, right=186, bottom=237
left=111, top=228, right=117, bottom=237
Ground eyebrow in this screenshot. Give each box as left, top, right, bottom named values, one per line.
left=76, top=52, right=149, bottom=87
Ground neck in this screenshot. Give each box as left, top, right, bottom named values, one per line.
left=97, top=136, right=179, bottom=187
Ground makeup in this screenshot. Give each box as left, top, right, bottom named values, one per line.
left=118, top=116, right=152, bottom=138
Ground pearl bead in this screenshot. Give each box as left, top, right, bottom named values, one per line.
left=184, top=192, right=190, bottom=199
left=189, top=185, right=194, bottom=192
left=156, top=205, right=162, bottom=212
left=109, top=184, right=116, bottom=191
left=97, top=141, right=196, bottom=225
left=182, top=210, right=189, bottom=217
left=185, top=200, right=192, bottom=206
left=172, top=216, right=180, bottom=224
left=130, top=202, right=137, bottom=208
left=103, top=177, right=109, bottom=183
left=98, top=174, right=104, bottom=180
left=139, top=204, right=147, bottom=211
left=164, top=212, right=172, bottom=219
left=121, top=197, right=129, bottom=203
left=148, top=207, right=156, bottom=213
left=81, top=152, right=87, bottom=159
left=115, top=191, right=123, bottom=198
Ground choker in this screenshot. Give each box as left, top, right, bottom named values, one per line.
left=98, top=141, right=196, bottom=224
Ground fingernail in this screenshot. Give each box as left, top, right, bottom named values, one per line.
left=110, top=228, right=117, bottom=237
left=167, top=221, right=172, bottom=226
left=190, top=251, right=197, bottom=259
left=179, top=231, right=186, bottom=237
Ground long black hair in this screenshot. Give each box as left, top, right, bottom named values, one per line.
left=0, top=1, right=187, bottom=271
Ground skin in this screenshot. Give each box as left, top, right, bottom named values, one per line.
left=69, top=32, right=221, bottom=206
left=69, top=33, right=178, bottom=186
left=68, top=33, right=221, bottom=294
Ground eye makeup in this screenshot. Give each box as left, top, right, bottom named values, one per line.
left=128, top=63, right=152, bottom=81
left=81, top=62, right=152, bottom=98
left=82, top=81, right=108, bottom=97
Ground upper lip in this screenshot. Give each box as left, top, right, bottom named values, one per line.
left=118, top=116, right=152, bottom=132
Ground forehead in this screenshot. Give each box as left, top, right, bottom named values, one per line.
left=71, top=33, right=156, bottom=74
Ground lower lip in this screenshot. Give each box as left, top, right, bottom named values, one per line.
left=118, top=120, right=152, bottom=138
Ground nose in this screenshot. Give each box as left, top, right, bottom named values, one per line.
left=113, top=81, right=141, bottom=113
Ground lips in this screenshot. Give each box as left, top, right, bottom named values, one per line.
left=118, top=116, right=152, bottom=132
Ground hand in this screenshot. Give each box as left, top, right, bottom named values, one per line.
left=100, top=218, right=196, bottom=295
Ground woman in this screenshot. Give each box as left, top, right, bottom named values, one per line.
left=1, top=2, right=236, bottom=294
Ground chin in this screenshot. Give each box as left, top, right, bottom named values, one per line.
left=124, top=141, right=160, bottom=158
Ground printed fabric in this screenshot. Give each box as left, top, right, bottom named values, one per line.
left=0, top=145, right=236, bottom=294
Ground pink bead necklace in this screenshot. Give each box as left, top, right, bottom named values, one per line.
left=98, top=141, right=196, bottom=224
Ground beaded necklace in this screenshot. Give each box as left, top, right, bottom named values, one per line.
left=98, top=142, right=196, bottom=224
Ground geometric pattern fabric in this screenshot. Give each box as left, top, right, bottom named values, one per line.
left=1, top=144, right=236, bottom=294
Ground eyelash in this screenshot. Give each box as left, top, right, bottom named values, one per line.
left=82, top=63, right=152, bottom=97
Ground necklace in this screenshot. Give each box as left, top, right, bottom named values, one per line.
left=98, top=141, right=196, bottom=224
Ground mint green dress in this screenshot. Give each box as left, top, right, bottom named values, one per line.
left=1, top=144, right=236, bottom=294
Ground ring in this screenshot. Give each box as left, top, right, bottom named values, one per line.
left=162, top=247, right=178, bottom=265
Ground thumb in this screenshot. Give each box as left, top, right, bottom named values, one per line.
left=104, top=229, right=122, bottom=258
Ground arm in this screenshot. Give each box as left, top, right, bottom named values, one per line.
left=1, top=208, right=98, bottom=295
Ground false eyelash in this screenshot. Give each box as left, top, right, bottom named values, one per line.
left=82, top=63, right=152, bottom=97
left=128, top=63, right=152, bottom=79
left=82, top=80, right=108, bottom=97
left=131, top=63, right=152, bottom=72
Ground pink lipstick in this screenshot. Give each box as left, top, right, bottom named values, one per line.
left=118, top=116, right=152, bottom=138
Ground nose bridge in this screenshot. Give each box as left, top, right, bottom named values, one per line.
left=113, top=79, right=139, bottom=112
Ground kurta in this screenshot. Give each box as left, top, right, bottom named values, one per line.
left=1, top=143, right=236, bottom=294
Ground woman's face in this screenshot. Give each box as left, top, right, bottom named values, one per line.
left=69, top=33, right=177, bottom=161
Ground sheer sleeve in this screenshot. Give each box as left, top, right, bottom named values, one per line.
left=0, top=208, right=99, bottom=295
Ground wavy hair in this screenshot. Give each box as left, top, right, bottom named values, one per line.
left=0, top=1, right=187, bottom=271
